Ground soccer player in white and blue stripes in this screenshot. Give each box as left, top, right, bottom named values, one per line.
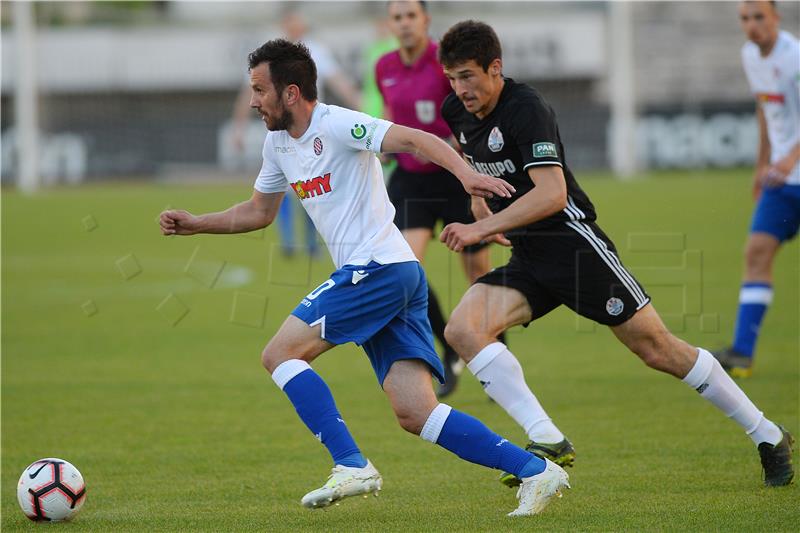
left=714, top=1, right=800, bottom=377
left=160, top=39, right=568, bottom=516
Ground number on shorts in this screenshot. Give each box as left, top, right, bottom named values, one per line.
left=306, top=278, right=335, bottom=300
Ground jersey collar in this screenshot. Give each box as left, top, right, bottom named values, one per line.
left=294, top=102, right=324, bottom=144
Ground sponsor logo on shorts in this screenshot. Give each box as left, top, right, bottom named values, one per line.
left=533, top=142, right=558, bottom=158
left=606, top=297, right=624, bottom=316
left=488, top=126, right=504, bottom=152
left=313, top=137, right=323, bottom=156
left=351, top=123, right=367, bottom=139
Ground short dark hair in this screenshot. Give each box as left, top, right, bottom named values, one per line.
left=387, top=0, right=428, bottom=12
left=248, top=39, right=318, bottom=101
left=439, top=20, right=502, bottom=72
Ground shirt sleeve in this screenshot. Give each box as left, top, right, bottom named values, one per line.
left=253, top=135, right=287, bottom=193
left=326, top=107, right=393, bottom=154
left=507, top=95, right=563, bottom=170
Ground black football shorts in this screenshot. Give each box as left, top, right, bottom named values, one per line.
left=388, top=166, right=487, bottom=254
left=476, top=221, right=650, bottom=326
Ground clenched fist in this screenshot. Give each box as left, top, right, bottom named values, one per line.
left=159, top=210, right=201, bottom=236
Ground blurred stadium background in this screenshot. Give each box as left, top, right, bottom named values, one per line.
left=2, top=2, right=799, bottom=531
left=3, top=1, right=799, bottom=187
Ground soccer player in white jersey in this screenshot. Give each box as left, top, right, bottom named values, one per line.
left=159, top=39, right=569, bottom=516
left=713, top=1, right=800, bottom=378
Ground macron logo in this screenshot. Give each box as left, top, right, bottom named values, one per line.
left=352, top=270, right=369, bottom=284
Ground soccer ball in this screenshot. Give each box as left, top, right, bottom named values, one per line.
left=17, top=458, right=86, bottom=521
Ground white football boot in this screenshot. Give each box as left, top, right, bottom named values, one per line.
left=301, top=460, right=383, bottom=509
left=508, top=458, right=570, bottom=516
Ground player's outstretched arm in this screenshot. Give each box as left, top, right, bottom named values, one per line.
left=159, top=190, right=284, bottom=236
left=380, top=124, right=515, bottom=199
left=441, top=166, right=566, bottom=252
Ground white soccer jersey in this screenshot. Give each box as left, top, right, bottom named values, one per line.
left=742, top=30, right=800, bottom=185
left=254, top=103, right=417, bottom=269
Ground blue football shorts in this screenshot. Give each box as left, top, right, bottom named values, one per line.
left=291, top=260, right=444, bottom=386
left=751, top=184, right=800, bottom=242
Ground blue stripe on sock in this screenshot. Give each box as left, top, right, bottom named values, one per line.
left=435, top=409, right=545, bottom=477
left=742, top=281, right=771, bottom=289
left=282, top=369, right=365, bottom=467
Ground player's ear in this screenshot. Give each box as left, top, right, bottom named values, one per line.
left=284, top=84, right=299, bottom=106
left=490, top=59, right=502, bottom=77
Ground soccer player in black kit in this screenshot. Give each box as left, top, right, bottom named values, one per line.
left=436, top=20, right=794, bottom=489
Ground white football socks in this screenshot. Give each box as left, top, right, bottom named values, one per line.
left=467, top=342, right=565, bottom=444
left=682, top=348, right=782, bottom=445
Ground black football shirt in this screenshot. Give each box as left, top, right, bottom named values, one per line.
left=441, top=78, right=596, bottom=240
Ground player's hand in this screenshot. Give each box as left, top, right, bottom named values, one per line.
left=760, top=166, right=788, bottom=189
left=483, top=233, right=512, bottom=247
left=761, top=155, right=795, bottom=189
left=460, top=170, right=515, bottom=199
left=440, top=222, right=484, bottom=253
left=159, top=210, right=201, bottom=236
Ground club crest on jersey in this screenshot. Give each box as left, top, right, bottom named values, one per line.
left=313, top=137, right=323, bottom=156
left=487, top=127, right=504, bottom=152
left=606, top=297, right=624, bottom=316
left=290, top=172, right=332, bottom=200
left=415, top=100, right=436, bottom=125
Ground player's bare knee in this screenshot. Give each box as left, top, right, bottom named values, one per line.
left=444, top=320, right=469, bottom=353
left=261, top=347, right=279, bottom=373
left=393, top=407, right=425, bottom=435
left=744, top=239, right=775, bottom=277
left=261, top=344, right=295, bottom=374
left=627, top=332, right=669, bottom=371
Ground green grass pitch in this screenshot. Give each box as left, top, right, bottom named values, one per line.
left=2, top=169, right=798, bottom=531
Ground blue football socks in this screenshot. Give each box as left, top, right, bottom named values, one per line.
left=426, top=405, right=545, bottom=478
left=282, top=368, right=367, bottom=468
left=732, top=282, right=773, bottom=357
